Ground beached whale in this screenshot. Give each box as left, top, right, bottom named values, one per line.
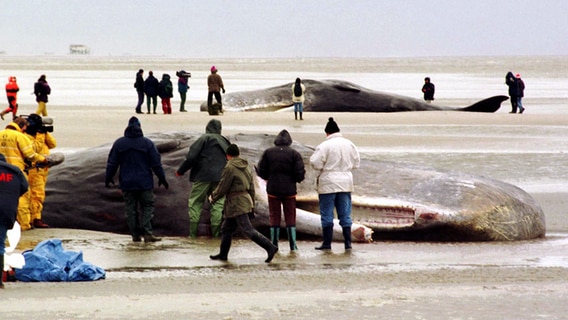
left=43, top=132, right=544, bottom=242
left=199, top=79, right=508, bottom=113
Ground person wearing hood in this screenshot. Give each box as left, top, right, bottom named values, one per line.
left=158, top=73, right=173, bottom=114
left=0, top=152, right=29, bottom=289
left=1, top=76, right=19, bottom=120
left=209, top=144, right=279, bottom=263
left=505, top=71, right=520, bottom=113
left=310, top=117, right=360, bottom=251
left=176, top=70, right=191, bottom=112
left=257, top=129, right=306, bottom=251
left=144, top=71, right=160, bottom=114
left=105, top=117, right=169, bottom=242
left=421, top=77, right=435, bottom=103
left=33, top=75, right=51, bottom=116
left=176, top=119, right=231, bottom=238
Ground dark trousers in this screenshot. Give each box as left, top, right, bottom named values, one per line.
left=221, top=214, right=257, bottom=239
left=268, top=195, right=296, bottom=227
left=207, top=91, right=222, bottom=107
left=123, top=190, right=155, bottom=237
left=135, top=91, right=144, bottom=112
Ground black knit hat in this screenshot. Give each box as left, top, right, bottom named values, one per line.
left=226, top=144, right=240, bottom=156
left=324, top=117, right=340, bottom=134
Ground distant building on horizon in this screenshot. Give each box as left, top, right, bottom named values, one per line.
left=69, top=44, right=90, bottom=55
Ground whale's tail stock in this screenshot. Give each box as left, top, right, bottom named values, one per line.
left=459, top=95, right=509, bottom=113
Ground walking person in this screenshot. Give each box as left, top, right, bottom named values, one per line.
left=207, top=66, right=225, bottom=114
left=516, top=73, right=526, bottom=114
left=176, top=70, right=191, bottom=112
left=257, top=129, right=305, bottom=251
left=0, top=153, right=29, bottom=289
left=209, top=144, right=278, bottom=263
left=144, top=71, right=159, bottom=114
left=134, top=69, right=145, bottom=114
left=34, top=75, right=51, bottom=116
left=175, top=119, right=230, bottom=238
left=105, top=117, right=169, bottom=242
left=158, top=73, right=173, bottom=114
left=422, top=77, right=435, bottom=103
left=505, top=71, right=520, bottom=113
left=310, top=117, right=360, bottom=251
left=291, top=78, right=305, bottom=120
left=1, top=76, right=19, bottom=120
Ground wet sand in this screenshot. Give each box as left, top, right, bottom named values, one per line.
left=3, top=106, right=568, bottom=319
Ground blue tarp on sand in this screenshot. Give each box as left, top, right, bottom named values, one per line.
left=14, top=239, right=106, bottom=282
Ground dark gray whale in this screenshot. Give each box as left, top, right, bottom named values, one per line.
left=43, top=132, right=544, bottom=242
left=199, top=79, right=508, bottom=113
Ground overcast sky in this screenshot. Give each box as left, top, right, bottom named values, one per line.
left=1, top=0, right=566, bottom=58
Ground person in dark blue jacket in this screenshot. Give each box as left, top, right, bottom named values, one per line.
left=144, top=71, right=160, bottom=114
left=105, top=117, right=169, bottom=242
left=0, top=153, right=28, bottom=288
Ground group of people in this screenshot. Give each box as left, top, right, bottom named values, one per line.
left=1, top=75, right=52, bottom=121
left=135, top=69, right=179, bottom=115
left=105, top=116, right=359, bottom=264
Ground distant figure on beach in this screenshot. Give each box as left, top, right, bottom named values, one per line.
left=175, top=119, right=230, bottom=238
left=516, top=73, right=526, bottom=114
left=134, top=69, right=145, bottom=114
left=34, top=75, right=51, bottom=116
left=257, top=129, right=306, bottom=251
left=505, top=71, right=520, bottom=113
left=207, top=66, right=225, bottom=114
left=158, top=73, right=173, bottom=114
left=291, top=78, right=305, bottom=120
left=1, top=76, right=19, bottom=120
left=0, top=152, right=28, bottom=289
left=209, top=144, right=279, bottom=263
left=310, top=117, right=360, bottom=251
left=105, top=117, right=169, bottom=243
left=421, top=77, right=435, bottom=103
left=176, top=70, right=191, bottom=112
left=144, top=71, right=159, bottom=114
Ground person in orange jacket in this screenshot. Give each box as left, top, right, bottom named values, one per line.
left=1, top=76, right=19, bottom=120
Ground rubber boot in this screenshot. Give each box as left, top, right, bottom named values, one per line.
left=315, top=226, right=333, bottom=250
left=251, top=233, right=278, bottom=263
left=0, top=254, right=4, bottom=289
left=294, top=112, right=297, bottom=120
left=286, top=226, right=298, bottom=251
left=189, top=222, right=198, bottom=238
left=342, top=226, right=352, bottom=250
left=270, top=227, right=280, bottom=248
left=211, top=224, right=221, bottom=238
left=210, top=233, right=232, bottom=261
left=300, top=112, right=303, bottom=120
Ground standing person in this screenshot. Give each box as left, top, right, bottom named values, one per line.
left=291, top=78, right=305, bottom=120
left=505, top=71, right=520, bottom=113
left=158, top=73, right=173, bottom=114
left=421, top=77, right=435, bottom=103
left=0, top=117, right=47, bottom=231
left=516, top=73, right=526, bottom=114
left=257, top=129, right=305, bottom=251
left=34, top=75, right=51, bottom=116
left=1, top=76, right=19, bottom=120
left=310, top=117, right=360, bottom=251
left=105, top=117, right=169, bottom=242
left=207, top=66, right=225, bottom=113
left=25, top=114, right=56, bottom=229
left=176, top=70, right=191, bottom=112
left=134, top=69, right=145, bottom=114
left=144, top=71, right=159, bottom=114
left=175, top=119, right=230, bottom=238
left=209, top=144, right=278, bottom=263
left=0, top=153, right=29, bottom=289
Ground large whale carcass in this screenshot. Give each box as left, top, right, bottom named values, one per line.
left=199, top=79, right=508, bottom=113
left=43, top=132, right=544, bottom=242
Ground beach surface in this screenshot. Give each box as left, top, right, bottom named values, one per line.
left=2, top=108, right=568, bottom=319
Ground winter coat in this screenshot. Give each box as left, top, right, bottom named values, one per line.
left=207, top=72, right=224, bottom=92
left=0, top=153, right=28, bottom=229
left=106, top=123, right=166, bottom=191
left=177, top=119, right=231, bottom=182
left=291, top=83, right=306, bottom=103
left=6, top=76, right=19, bottom=100
left=310, top=132, right=360, bottom=194
left=422, top=82, right=435, bottom=101
left=34, top=79, right=51, bottom=103
left=134, top=73, right=145, bottom=93
left=144, top=75, right=160, bottom=97
left=158, top=74, right=174, bottom=99
left=505, top=72, right=519, bottom=97
left=177, top=72, right=189, bottom=94
left=211, top=157, right=255, bottom=218
left=517, top=78, right=525, bottom=98
left=257, top=130, right=305, bottom=197
left=0, top=122, right=46, bottom=171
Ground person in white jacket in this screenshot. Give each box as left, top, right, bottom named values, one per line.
left=310, top=117, right=360, bottom=250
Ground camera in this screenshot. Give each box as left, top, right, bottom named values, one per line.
left=38, top=117, right=54, bottom=133
left=22, top=114, right=54, bottom=134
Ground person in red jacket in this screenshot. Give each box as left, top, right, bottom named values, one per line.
left=1, top=76, right=19, bottom=120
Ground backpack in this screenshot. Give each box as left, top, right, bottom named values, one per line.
left=293, top=83, right=302, bottom=97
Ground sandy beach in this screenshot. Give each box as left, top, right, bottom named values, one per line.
left=2, top=105, right=568, bottom=319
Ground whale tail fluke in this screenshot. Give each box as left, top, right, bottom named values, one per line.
left=459, top=95, right=509, bottom=113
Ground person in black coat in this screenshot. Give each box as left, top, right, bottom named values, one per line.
left=134, top=69, right=145, bottom=114
left=257, top=129, right=306, bottom=251
left=105, top=117, right=169, bottom=242
left=144, top=71, right=160, bottom=114
left=421, top=77, right=435, bottom=103
left=506, top=71, right=520, bottom=113
left=0, top=153, right=28, bottom=288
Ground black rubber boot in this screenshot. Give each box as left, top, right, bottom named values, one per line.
left=286, top=226, right=298, bottom=251
left=210, top=233, right=232, bottom=261
left=300, top=112, right=303, bottom=120
left=270, top=227, right=280, bottom=248
left=294, top=112, right=298, bottom=120
left=342, top=226, right=352, bottom=250
left=315, top=226, right=333, bottom=250
left=251, top=233, right=278, bottom=263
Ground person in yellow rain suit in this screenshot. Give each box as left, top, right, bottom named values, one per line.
left=25, top=114, right=56, bottom=228
left=0, top=117, right=47, bottom=230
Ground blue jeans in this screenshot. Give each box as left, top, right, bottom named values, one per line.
left=318, top=192, right=352, bottom=228
left=0, top=225, right=7, bottom=255
left=294, top=102, right=303, bottom=113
